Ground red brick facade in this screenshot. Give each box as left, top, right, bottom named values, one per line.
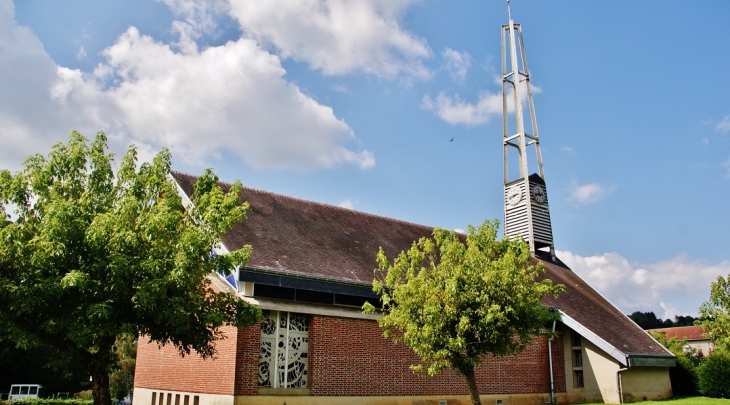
left=308, top=315, right=566, bottom=396
left=135, top=313, right=566, bottom=397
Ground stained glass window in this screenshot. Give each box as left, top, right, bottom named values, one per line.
left=258, top=310, right=309, bottom=388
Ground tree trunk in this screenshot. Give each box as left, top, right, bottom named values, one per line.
left=464, top=366, right=482, bottom=405
left=91, top=368, right=113, bottom=405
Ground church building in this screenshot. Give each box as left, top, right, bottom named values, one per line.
left=132, top=11, right=675, bottom=405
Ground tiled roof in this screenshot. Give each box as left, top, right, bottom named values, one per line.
left=171, top=171, right=673, bottom=359
left=647, top=325, right=708, bottom=341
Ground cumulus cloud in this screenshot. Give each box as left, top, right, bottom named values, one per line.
left=567, top=181, right=614, bottom=206
left=422, top=81, right=541, bottom=127
left=442, top=48, right=471, bottom=81
left=558, top=250, right=730, bottom=318
left=421, top=91, right=501, bottom=126
left=228, top=0, right=431, bottom=79
left=716, top=115, right=730, bottom=134
left=338, top=198, right=355, bottom=209
left=0, top=0, right=374, bottom=171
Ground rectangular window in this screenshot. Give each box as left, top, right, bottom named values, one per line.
left=571, top=332, right=582, bottom=348
left=29, top=387, right=37, bottom=395
left=151, top=393, right=156, bottom=405
left=20, top=387, right=29, bottom=395
left=10, top=387, right=19, bottom=395
left=574, top=371, right=584, bottom=388
left=258, top=310, right=309, bottom=389
left=573, top=350, right=583, bottom=367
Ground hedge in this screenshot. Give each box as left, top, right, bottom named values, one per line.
left=1, top=400, right=93, bottom=405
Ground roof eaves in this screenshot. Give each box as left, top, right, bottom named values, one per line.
left=243, top=265, right=372, bottom=288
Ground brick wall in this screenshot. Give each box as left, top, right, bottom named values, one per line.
left=233, top=323, right=260, bottom=395
left=308, top=315, right=566, bottom=396
left=134, top=325, right=240, bottom=395
left=135, top=313, right=566, bottom=398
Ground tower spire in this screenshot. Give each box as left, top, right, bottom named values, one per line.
left=501, top=6, right=555, bottom=258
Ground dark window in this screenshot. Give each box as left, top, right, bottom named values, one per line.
left=29, top=387, right=37, bottom=395
left=335, top=294, right=380, bottom=308
left=151, top=392, right=156, bottom=405
left=20, top=387, right=28, bottom=395
left=296, top=289, right=333, bottom=304
left=573, top=350, right=583, bottom=367
left=175, top=394, right=180, bottom=405
left=255, top=284, right=295, bottom=300
left=10, top=387, right=19, bottom=395
left=574, top=371, right=584, bottom=388
left=571, top=332, right=582, bottom=347
left=183, top=396, right=189, bottom=405
left=193, top=396, right=199, bottom=405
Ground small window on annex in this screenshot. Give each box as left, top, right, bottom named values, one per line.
left=258, top=310, right=309, bottom=389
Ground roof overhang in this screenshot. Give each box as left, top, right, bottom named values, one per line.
left=560, top=311, right=675, bottom=367
left=560, top=310, right=629, bottom=366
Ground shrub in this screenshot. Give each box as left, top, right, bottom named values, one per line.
left=1, top=400, right=93, bottom=405
left=697, top=350, right=730, bottom=398
left=671, top=354, right=700, bottom=395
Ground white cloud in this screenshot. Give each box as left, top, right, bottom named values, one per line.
left=558, top=250, right=730, bottom=318
left=422, top=81, right=541, bottom=127
left=567, top=181, right=614, bottom=206
left=76, top=46, right=87, bottom=60
left=723, top=157, right=730, bottom=178
left=421, top=91, right=502, bottom=126
left=442, top=48, right=471, bottom=81
left=228, top=0, right=431, bottom=79
left=0, top=1, right=374, bottom=172
left=562, top=146, right=574, bottom=154
left=338, top=198, right=355, bottom=209
left=716, top=115, right=730, bottom=134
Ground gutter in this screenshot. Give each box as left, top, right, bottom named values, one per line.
left=616, top=359, right=629, bottom=404
left=548, top=320, right=557, bottom=404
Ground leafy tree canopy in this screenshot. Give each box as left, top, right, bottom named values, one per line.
left=364, top=219, right=564, bottom=405
left=698, top=273, right=730, bottom=350
left=0, top=132, right=260, bottom=405
left=628, top=311, right=697, bottom=330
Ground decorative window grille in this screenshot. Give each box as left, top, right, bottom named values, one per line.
left=573, top=350, right=583, bottom=367
left=258, top=310, right=309, bottom=388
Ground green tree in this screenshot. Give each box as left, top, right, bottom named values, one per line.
left=650, top=331, right=701, bottom=395
left=109, top=333, right=136, bottom=402
left=698, top=273, right=730, bottom=350
left=0, top=132, right=261, bottom=405
left=364, top=219, right=564, bottom=405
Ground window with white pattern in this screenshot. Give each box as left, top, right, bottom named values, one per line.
left=258, top=310, right=309, bottom=389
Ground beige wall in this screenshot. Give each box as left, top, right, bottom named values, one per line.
left=561, top=327, right=672, bottom=404
left=621, top=367, right=673, bottom=403
left=134, top=388, right=234, bottom=405
left=562, top=331, right=621, bottom=404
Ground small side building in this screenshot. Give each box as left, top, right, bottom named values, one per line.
left=648, top=326, right=713, bottom=357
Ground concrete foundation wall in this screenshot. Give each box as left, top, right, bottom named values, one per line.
left=134, top=388, right=234, bottom=405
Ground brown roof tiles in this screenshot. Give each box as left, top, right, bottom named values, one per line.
left=171, top=171, right=673, bottom=359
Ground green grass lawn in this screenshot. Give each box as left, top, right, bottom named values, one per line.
left=578, top=397, right=729, bottom=405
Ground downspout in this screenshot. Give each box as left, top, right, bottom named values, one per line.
left=548, top=320, right=557, bottom=404
left=616, top=356, right=629, bottom=404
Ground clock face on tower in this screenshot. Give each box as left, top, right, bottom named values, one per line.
left=531, top=184, right=546, bottom=204
left=507, top=185, right=522, bottom=206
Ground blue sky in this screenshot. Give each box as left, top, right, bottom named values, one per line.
left=2, top=0, right=729, bottom=319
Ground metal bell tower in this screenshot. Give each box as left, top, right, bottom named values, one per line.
left=501, top=3, right=555, bottom=257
